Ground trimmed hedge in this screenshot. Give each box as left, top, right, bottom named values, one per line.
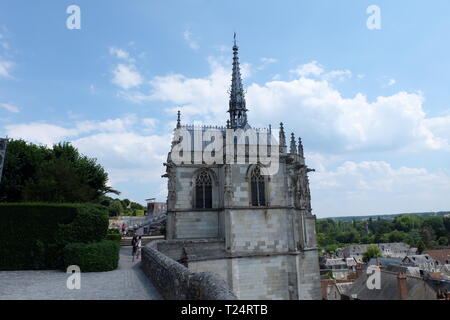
left=63, top=240, right=120, bottom=272
left=0, top=203, right=109, bottom=270
left=57, top=204, right=109, bottom=245
left=105, top=233, right=122, bottom=241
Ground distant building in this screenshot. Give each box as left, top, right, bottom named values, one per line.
left=161, top=36, right=321, bottom=300
left=339, top=242, right=417, bottom=262
left=320, top=258, right=357, bottom=280
left=321, top=279, right=353, bottom=300
left=145, top=198, right=167, bottom=218
left=402, top=254, right=440, bottom=273
left=367, top=257, right=403, bottom=269
left=346, top=270, right=437, bottom=300
left=424, top=249, right=450, bottom=265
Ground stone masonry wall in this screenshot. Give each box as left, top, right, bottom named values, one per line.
left=230, top=255, right=290, bottom=300
left=188, top=259, right=228, bottom=284
left=228, top=209, right=289, bottom=253
left=141, top=241, right=237, bottom=300
left=296, top=250, right=322, bottom=300
left=175, top=211, right=219, bottom=239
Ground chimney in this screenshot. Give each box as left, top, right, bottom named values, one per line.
left=355, top=263, right=362, bottom=278
left=397, top=272, right=408, bottom=300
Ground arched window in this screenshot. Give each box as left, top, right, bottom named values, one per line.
left=250, top=166, right=266, bottom=206
left=195, top=170, right=212, bottom=209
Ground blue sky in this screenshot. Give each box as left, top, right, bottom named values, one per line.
left=1, top=0, right=450, bottom=217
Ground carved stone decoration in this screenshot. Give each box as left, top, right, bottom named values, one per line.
left=279, top=122, right=287, bottom=154
left=166, top=163, right=177, bottom=210
left=304, top=173, right=312, bottom=212
left=224, top=164, right=234, bottom=204
left=286, top=166, right=296, bottom=207
left=295, top=167, right=312, bottom=212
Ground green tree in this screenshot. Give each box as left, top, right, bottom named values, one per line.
left=324, top=244, right=339, bottom=254
left=417, top=240, right=426, bottom=254
left=423, top=217, right=446, bottom=238
left=394, top=215, right=422, bottom=232
left=121, top=199, right=131, bottom=209
left=363, top=245, right=382, bottom=263
left=438, top=236, right=449, bottom=246
left=109, top=199, right=124, bottom=217
left=443, top=217, right=450, bottom=234
left=0, top=140, right=119, bottom=203
left=421, top=226, right=436, bottom=247
left=130, top=201, right=145, bottom=210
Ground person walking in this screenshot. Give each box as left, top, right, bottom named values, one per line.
left=131, top=233, right=138, bottom=262
left=121, top=223, right=127, bottom=236
left=136, top=236, right=142, bottom=261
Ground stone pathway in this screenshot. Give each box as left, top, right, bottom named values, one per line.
left=0, top=247, right=162, bottom=300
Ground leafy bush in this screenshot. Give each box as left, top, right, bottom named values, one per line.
left=0, top=203, right=108, bottom=270
left=363, top=245, right=382, bottom=263
left=63, top=240, right=120, bottom=272
left=134, top=209, right=145, bottom=216
left=108, top=228, right=120, bottom=234
left=105, top=233, right=122, bottom=241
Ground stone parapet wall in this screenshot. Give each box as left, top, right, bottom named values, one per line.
left=141, top=241, right=237, bottom=300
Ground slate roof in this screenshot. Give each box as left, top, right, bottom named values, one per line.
left=335, top=282, right=353, bottom=296
left=346, top=270, right=437, bottom=300
left=403, top=254, right=438, bottom=266
left=325, top=258, right=348, bottom=267
left=386, top=265, right=421, bottom=277
left=367, top=257, right=403, bottom=268
left=340, top=242, right=416, bottom=258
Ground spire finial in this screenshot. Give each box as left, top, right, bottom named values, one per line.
left=176, top=110, right=181, bottom=129
left=279, top=122, right=286, bottom=153
left=228, top=33, right=248, bottom=129
left=290, top=132, right=297, bottom=154
left=298, top=137, right=304, bottom=157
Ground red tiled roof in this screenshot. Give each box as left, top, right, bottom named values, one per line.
left=424, top=249, right=450, bottom=265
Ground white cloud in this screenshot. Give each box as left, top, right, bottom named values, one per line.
left=109, top=47, right=134, bottom=62
left=0, top=102, right=19, bottom=113
left=291, top=61, right=324, bottom=77
left=388, top=78, right=396, bottom=86
left=0, top=60, right=13, bottom=78
left=322, top=69, right=352, bottom=81
left=257, top=57, right=278, bottom=70
left=146, top=57, right=230, bottom=123
left=112, top=64, right=143, bottom=90
left=310, top=161, right=450, bottom=217
left=5, top=123, right=78, bottom=145
left=423, top=115, right=450, bottom=148
left=183, top=30, right=199, bottom=50
left=291, top=61, right=351, bottom=82
left=143, top=58, right=449, bottom=153
left=72, top=132, right=170, bottom=184
left=75, top=115, right=138, bottom=134
left=4, top=116, right=171, bottom=192
left=4, top=115, right=158, bottom=146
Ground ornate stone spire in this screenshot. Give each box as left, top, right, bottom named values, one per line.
left=176, top=110, right=181, bottom=129
left=298, top=137, right=304, bottom=157
left=290, top=133, right=297, bottom=154
left=279, top=122, right=287, bottom=153
left=227, top=33, right=248, bottom=129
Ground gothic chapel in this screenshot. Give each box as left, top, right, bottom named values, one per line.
left=162, top=35, right=321, bottom=300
